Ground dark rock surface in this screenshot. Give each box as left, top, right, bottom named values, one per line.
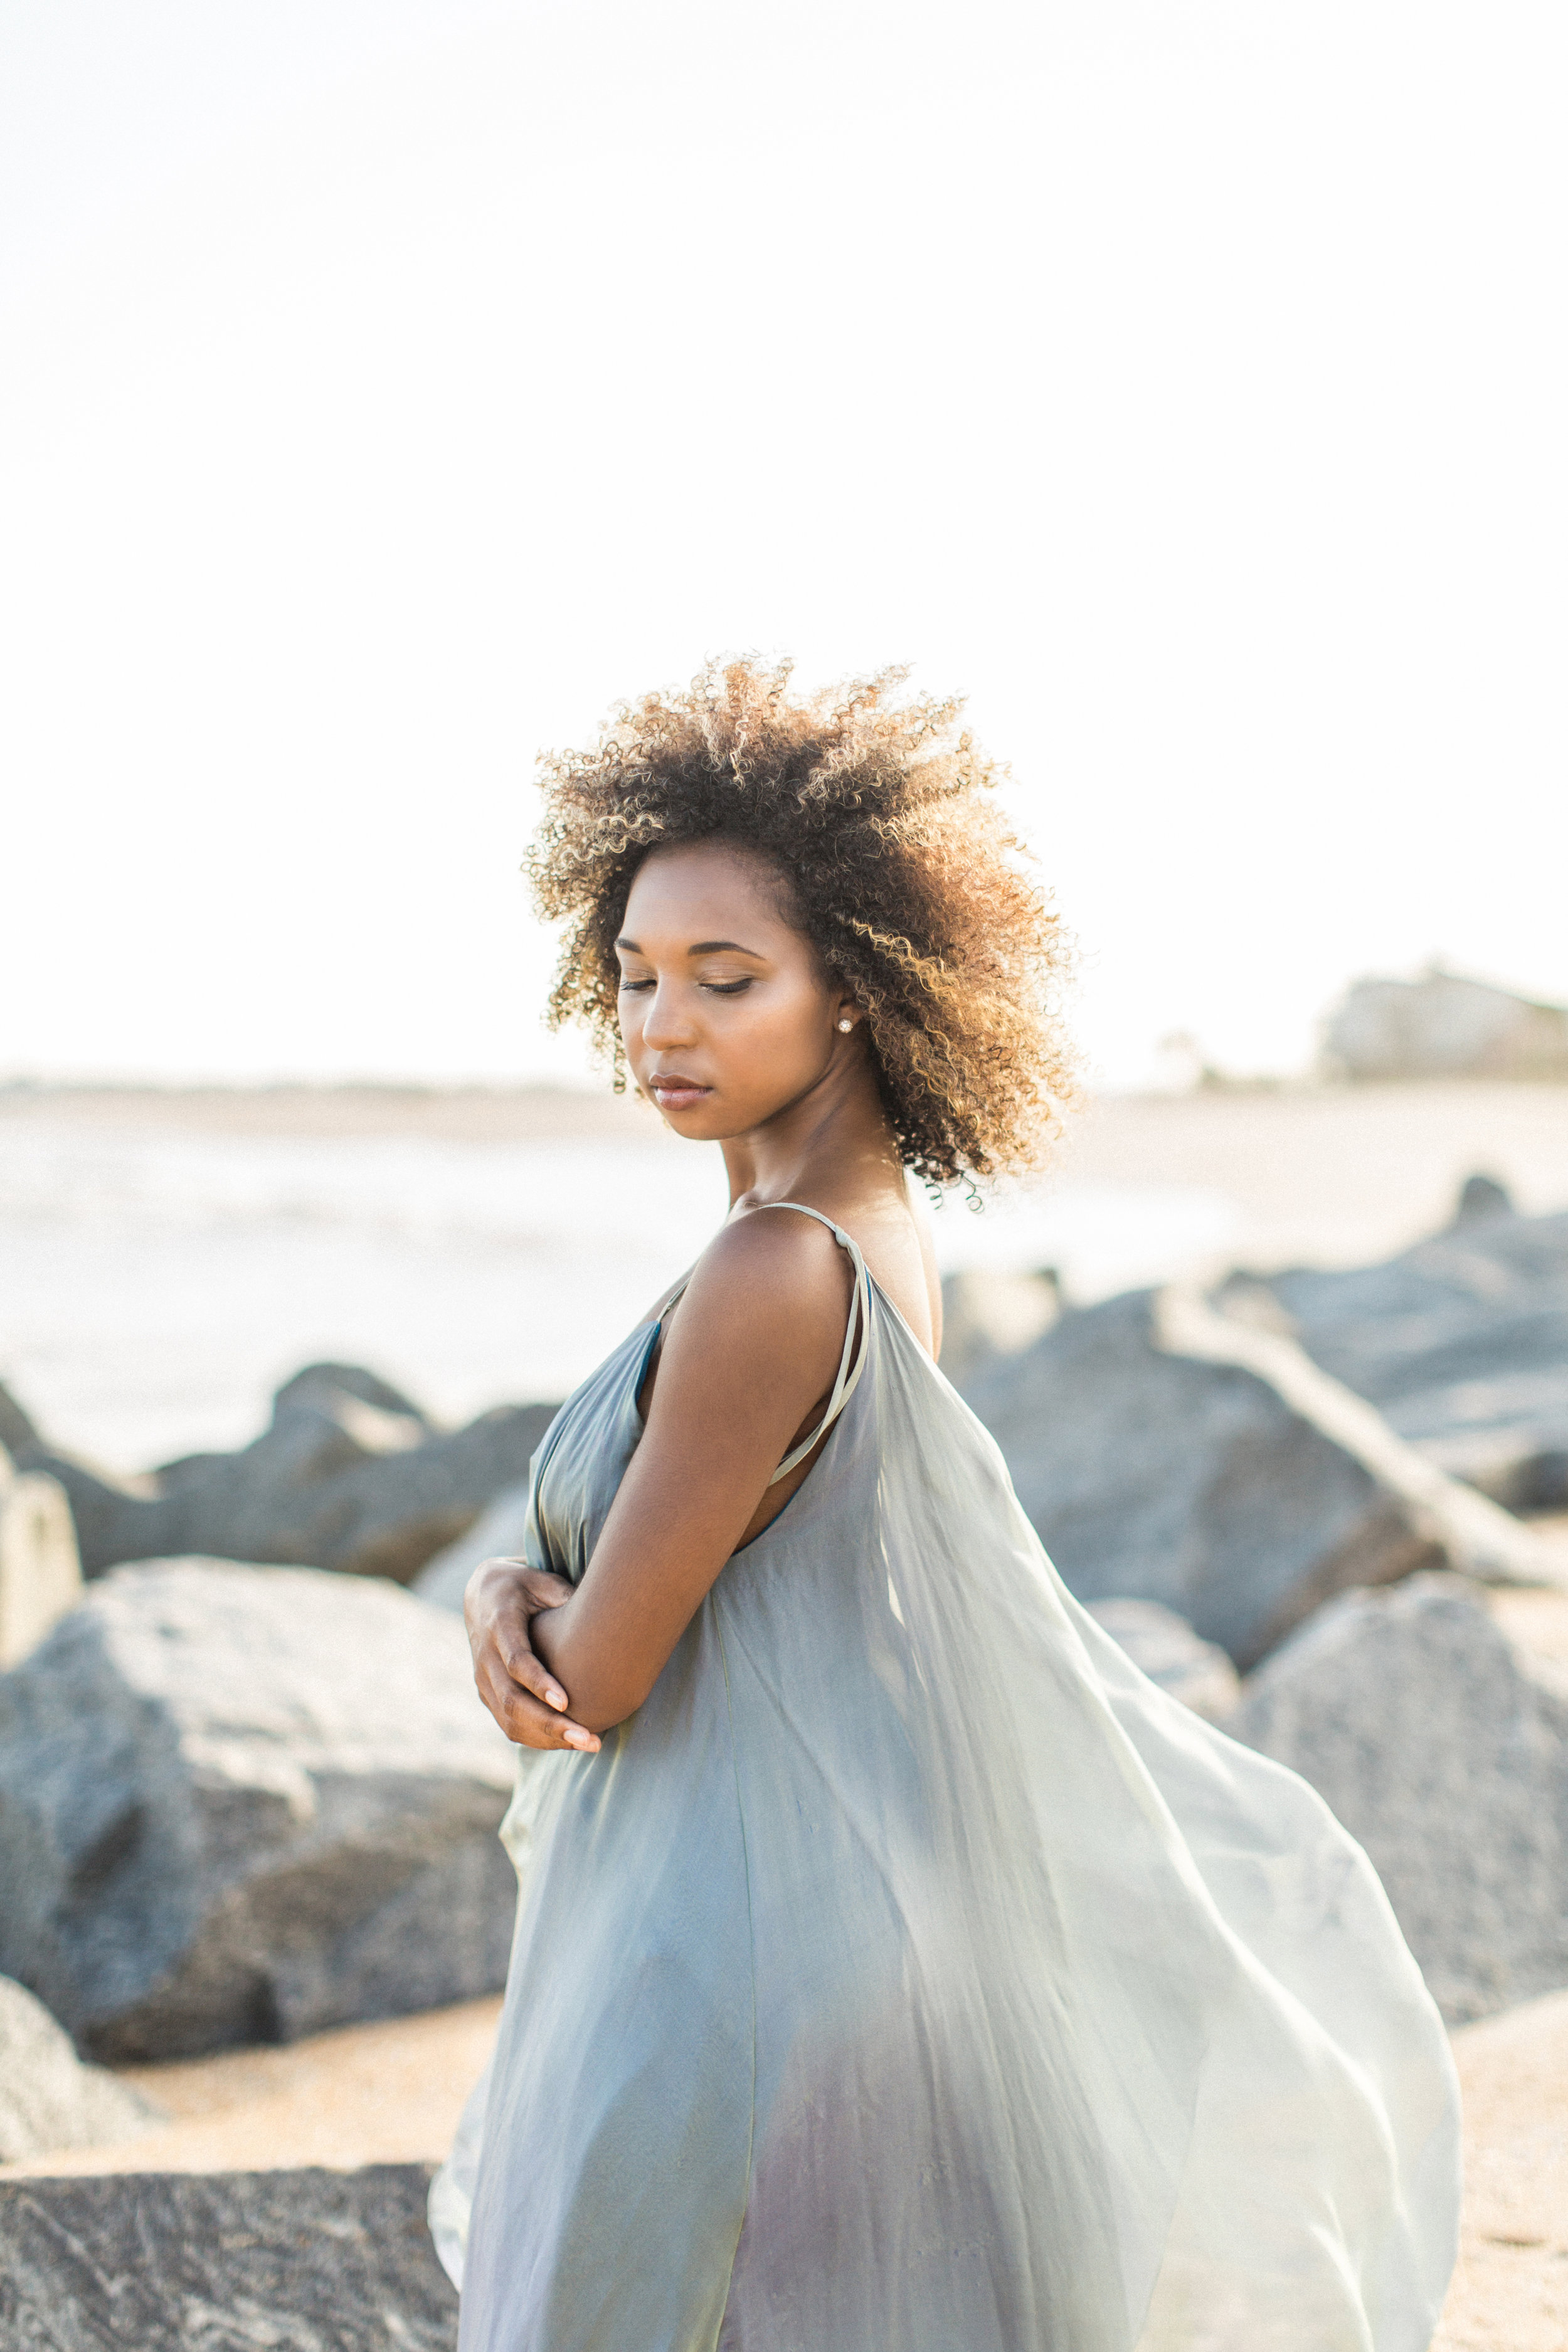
left=1230, top=1574, right=1568, bottom=2025
left=965, top=1288, right=1427, bottom=1667
left=1244, top=1188, right=1568, bottom=1512
left=0, top=1379, right=43, bottom=1459
left=0, top=1977, right=159, bottom=2164
left=0, top=1560, right=517, bottom=2060
left=14, top=1362, right=559, bottom=1584
left=0, top=2164, right=457, bottom=2351
left=963, top=1282, right=1553, bottom=1668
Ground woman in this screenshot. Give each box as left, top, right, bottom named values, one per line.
left=435, top=660, right=1459, bottom=2351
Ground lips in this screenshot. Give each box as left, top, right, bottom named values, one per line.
left=647, top=1074, right=712, bottom=1111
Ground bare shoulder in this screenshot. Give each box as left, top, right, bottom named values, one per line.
left=664, top=1207, right=854, bottom=1379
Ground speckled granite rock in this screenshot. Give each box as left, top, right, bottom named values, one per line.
left=0, top=1560, right=517, bottom=2060
left=18, top=1361, right=558, bottom=1586
left=964, top=1282, right=1554, bottom=1669
left=0, top=2165, right=457, bottom=2351
left=1230, top=1573, right=1568, bottom=2023
left=1244, top=1186, right=1568, bottom=1512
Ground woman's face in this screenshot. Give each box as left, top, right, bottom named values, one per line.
left=615, top=840, right=855, bottom=1140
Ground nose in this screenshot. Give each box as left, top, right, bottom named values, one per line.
left=640, top=978, right=698, bottom=1052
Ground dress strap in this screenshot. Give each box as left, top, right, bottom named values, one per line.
left=749, top=1204, right=871, bottom=1486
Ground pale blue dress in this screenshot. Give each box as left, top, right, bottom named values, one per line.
left=432, top=1206, right=1461, bottom=2351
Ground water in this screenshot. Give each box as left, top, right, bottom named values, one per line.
left=0, top=1109, right=1237, bottom=1470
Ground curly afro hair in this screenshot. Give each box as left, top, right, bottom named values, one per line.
left=525, top=657, right=1078, bottom=1188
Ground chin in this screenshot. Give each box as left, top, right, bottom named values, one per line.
left=652, top=1099, right=723, bottom=1136
left=670, top=1101, right=759, bottom=1144
left=667, top=1110, right=733, bottom=1138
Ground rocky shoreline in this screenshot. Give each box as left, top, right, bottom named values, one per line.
left=2, top=1157, right=1567, bottom=2343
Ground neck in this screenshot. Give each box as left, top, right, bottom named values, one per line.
left=718, top=1054, right=901, bottom=1212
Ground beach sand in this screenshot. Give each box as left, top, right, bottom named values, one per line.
left=1435, top=1988, right=1568, bottom=2350
left=2, top=1984, right=1563, bottom=2348
left=4, top=1086, right=1566, bottom=2340
left=7, top=1544, right=1568, bottom=2341
left=0, top=1996, right=504, bottom=2182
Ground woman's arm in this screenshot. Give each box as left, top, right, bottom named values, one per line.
left=531, top=1211, right=855, bottom=1733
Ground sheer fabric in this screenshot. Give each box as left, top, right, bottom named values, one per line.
left=433, top=1211, right=1459, bottom=2352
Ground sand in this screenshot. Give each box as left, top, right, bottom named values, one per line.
left=0, top=1998, right=504, bottom=2181
left=2, top=1983, right=1562, bottom=2348
left=1434, top=1989, right=1568, bottom=2350
left=3, top=1085, right=1564, bottom=2339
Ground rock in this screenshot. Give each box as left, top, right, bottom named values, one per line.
left=413, top=1478, right=534, bottom=1614
left=0, top=1380, right=42, bottom=1459
left=1229, top=1573, right=1568, bottom=2025
left=16, top=1362, right=561, bottom=1585
left=1083, top=1598, right=1240, bottom=1721
left=1159, top=1281, right=1557, bottom=1584
left=0, top=1560, right=517, bottom=2060
left=1451, top=1170, right=1515, bottom=1226
left=963, top=1283, right=1559, bottom=1669
left=1323, top=965, right=1568, bottom=1081
left=0, top=2165, right=457, bottom=2351
left=938, top=1268, right=1062, bottom=1392
left=0, top=1456, right=82, bottom=1669
left=1246, top=1185, right=1568, bottom=1512
left=0, top=1977, right=159, bottom=2164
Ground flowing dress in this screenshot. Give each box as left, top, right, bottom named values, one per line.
left=432, top=1205, right=1461, bottom=2352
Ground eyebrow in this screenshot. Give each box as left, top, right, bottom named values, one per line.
left=615, top=936, right=763, bottom=958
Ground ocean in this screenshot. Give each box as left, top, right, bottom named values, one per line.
left=4, top=1081, right=1567, bottom=1473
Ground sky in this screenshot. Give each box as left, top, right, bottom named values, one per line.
left=3, top=0, right=1564, bottom=1091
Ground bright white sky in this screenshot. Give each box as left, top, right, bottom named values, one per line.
left=3, top=0, right=1564, bottom=1090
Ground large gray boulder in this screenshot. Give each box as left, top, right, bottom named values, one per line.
left=0, top=1560, right=517, bottom=2060
left=1230, top=1574, right=1568, bottom=2025
left=0, top=1380, right=42, bottom=1459
left=15, top=1363, right=560, bottom=1585
left=0, top=2165, right=457, bottom=2351
left=1244, top=1185, right=1568, bottom=1512
left=0, top=1976, right=159, bottom=2163
left=963, top=1283, right=1557, bottom=1668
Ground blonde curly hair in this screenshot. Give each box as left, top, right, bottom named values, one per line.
left=526, top=658, right=1078, bottom=1187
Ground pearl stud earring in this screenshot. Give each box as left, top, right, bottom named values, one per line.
left=837, top=1018, right=854, bottom=1032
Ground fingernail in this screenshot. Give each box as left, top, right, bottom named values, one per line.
left=546, top=1688, right=566, bottom=1710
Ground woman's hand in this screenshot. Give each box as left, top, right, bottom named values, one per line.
left=464, top=1557, right=603, bottom=1752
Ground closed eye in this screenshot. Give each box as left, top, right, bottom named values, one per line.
left=615, top=974, right=753, bottom=995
